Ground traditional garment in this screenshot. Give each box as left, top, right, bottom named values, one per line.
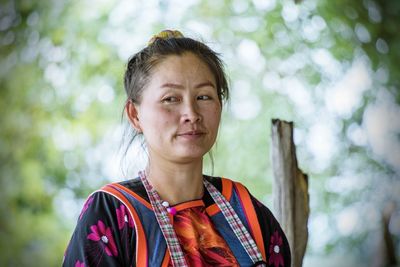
left=63, top=176, right=291, bottom=267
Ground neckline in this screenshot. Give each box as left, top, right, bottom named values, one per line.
left=144, top=174, right=206, bottom=207
left=138, top=170, right=264, bottom=266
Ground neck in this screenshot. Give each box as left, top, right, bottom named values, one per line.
left=145, top=159, right=204, bottom=205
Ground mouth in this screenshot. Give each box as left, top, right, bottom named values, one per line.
left=177, top=130, right=206, bottom=136
left=176, top=130, right=207, bottom=140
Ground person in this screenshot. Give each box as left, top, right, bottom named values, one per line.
left=63, top=30, right=291, bottom=267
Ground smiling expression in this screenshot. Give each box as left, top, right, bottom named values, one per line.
left=129, top=52, right=222, bottom=164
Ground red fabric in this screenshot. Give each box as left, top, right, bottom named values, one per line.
left=172, top=201, right=239, bottom=267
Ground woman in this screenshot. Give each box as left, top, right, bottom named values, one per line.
left=63, top=30, right=291, bottom=267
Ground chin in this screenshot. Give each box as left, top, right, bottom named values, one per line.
left=173, top=149, right=209, bottom=162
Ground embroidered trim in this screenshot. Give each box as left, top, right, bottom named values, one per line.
left=139, top=171, right=188, bottom=266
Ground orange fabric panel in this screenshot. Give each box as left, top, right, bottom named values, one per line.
left=205, top=177, right=233, bottom=216
left=221, top=177, right=233, bottom=200
left=173, top=199, right=204, bottom=211
left=233, top=182, right=266, bottom=261
left=161, top=249, right=170, bottom=267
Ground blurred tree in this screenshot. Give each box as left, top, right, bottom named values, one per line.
left=0, top=0, right=123, bottom=265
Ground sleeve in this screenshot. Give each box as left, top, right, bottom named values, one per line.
left=251, top=195, right=291, bottom=267
left=62, top=191, right=136, bottom=267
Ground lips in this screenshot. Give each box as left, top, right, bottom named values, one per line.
left=176, top=129, right=208, bottom=140
left=177, top=130, right=206, bottom=136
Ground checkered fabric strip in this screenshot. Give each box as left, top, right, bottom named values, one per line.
left=139, top=171, right=188, bottom=267
left=203, top=179, right=265, bottom=266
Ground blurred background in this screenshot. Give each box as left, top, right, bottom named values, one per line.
left=0, top=0, right=399, bottom=266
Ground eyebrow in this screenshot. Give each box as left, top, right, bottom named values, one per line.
left=160, top=81, right=215, bottom=89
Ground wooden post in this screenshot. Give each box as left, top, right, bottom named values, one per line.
left=372, top=202, right=397, bottom=267
left=271, top=119, right=309, bottom=267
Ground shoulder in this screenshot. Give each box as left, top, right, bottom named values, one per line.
left=208, top=176, right=255, bottom=201
left=212, top=176, right=292, bottom=266
left=74, top=187, right=136, bottom=236
left=117, top=176, right=143, bottom=191
left=63, top=182, right=138, bottom=266
left=205, top=175, right=239, bottom=193
left=79, top=189, right=123, bottom=221
left=96, top=177, right=150, bottom=205
left=71, top=178, right=144, bottom=235
left=204, top=175, right=223, bottom=187
left=88, top=177, right=149, bottom=203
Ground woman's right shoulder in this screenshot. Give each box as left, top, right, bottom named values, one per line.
left=68, top=178, right=137, bottom=222
left=63, top=181, right=137, bottom=266
left=98, top=177, right=149, bottom=202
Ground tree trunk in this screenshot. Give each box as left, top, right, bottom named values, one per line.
left=371, top=202, right=397, bottom=267
left=271, top=119, right=309, bottom=267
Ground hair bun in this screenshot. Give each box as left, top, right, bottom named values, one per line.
left=147, top=30, right=184, bottom=46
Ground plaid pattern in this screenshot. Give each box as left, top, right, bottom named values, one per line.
left=140, top=171, right=266, bottom=267
left=139, top=171, right=188, bottom=267
left=203, top=179, right=266, bottom=266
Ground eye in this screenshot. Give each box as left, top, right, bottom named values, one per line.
left=197, top=95, right=212, bottom=100
left=162, top=96, right=180, bottom=103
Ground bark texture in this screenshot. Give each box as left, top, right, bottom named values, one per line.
left=271, top=119, right=309, bottom=267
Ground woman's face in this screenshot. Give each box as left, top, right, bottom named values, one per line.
left=129, top=52, right=222, bottom=164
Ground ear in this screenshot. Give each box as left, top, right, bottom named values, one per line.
left=125, top=100, right=142, bottom=133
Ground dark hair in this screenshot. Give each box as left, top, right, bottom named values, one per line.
left=124, top=36, right=229, bottom=105
left=121, top=33, right=229, bottom=174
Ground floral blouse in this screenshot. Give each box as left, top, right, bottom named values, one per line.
left=63, top=178, right=291, bottom=267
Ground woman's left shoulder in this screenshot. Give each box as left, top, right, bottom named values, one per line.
left=227, top=178, right=292, bottom=267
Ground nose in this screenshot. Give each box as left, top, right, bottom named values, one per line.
left=181, top=100, right=202, bottom=123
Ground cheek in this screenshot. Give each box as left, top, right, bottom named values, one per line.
left=153, top=108, right=178, bottom=128
left=210, top=107, right=222, bottom=127
left=213, top=105, right=222, bottom=118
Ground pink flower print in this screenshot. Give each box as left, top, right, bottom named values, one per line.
left=79, top=196, right=94, bottom=220
left=87, top=220, right=118, bottom=257
left=268, top=230, right=284, bottom=267
left=116, top=204, right=134, bottom=230
left=75, top=260, right=85, bottom=267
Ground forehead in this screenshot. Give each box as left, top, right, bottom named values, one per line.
left=149, top=52, right=216, bottom=85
